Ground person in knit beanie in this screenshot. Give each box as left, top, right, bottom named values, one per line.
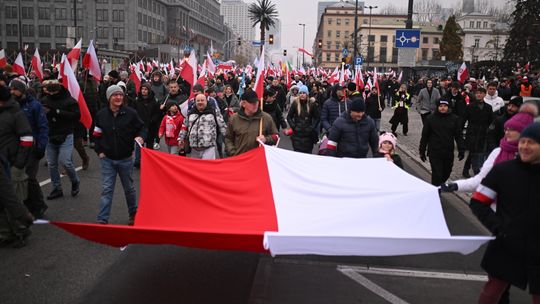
left=373, top=132, right=403, bottom=168
left=442, top=108, right=534, bottom=193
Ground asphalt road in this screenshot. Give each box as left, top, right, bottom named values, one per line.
left=0, top=136, right=531, bottom=304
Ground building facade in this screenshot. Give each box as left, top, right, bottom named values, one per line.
left=0, top=0, right=226, bottom=63
left=220, top=0, right=254, bottom=42
left=456, top=12, right=508, bottom=63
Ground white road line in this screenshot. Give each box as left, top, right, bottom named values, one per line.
left=338, top=268, right=410, bottom=304
left=39, top=166, right=83, bottom=187
left=337, top=265, right=488, bottom=282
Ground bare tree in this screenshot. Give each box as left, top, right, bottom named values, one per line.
left=380, top=3, right=406, bottom=15
left=413, top=0, right=443, bottom=23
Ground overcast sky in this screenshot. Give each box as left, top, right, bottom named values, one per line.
left=243, top=0, right=508, bottom=61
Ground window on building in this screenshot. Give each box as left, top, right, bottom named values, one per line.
left=432, top=49, right=440, bottom=60
left=483, top=21, right=488, bottom=28
left=71, top=8, right=82, bottom=21
left=335, top=53, right=340, bottom=62
left=22, top=24, right=34, bottom=37
left=22, top=7, right=34, bottom=19
left=367, top=46, right=374, bottom=62
left=474, top=38, right=480, bottom=48
left=138, top=0, right=142, bottom=7
left=5, top=6, right=18, bottom=19
left=421, top=48, right=428, bottom=60
left=380, top=47, right=387, bottom=63
left=55, top=26, right=67, bottom=38
left=380, top=35, right=388, bottom=42
left=362, top=19, right=368, bottom=24
left=143, top=15, right=148, bottom=26
left=96, top=0, right=107, bottom=3
left=6, top=24, right=18, bottom=36
left=434, top=37, right=440, bottom=44
left=138, top=12, right=142, bottom=24
left=470, top=21, right=474, bottom=28
left=39, top=25, right=51, bottom=37
left=345, top=30, right=349, bottom=37
left=391, top=47, right=398, bottom=63
left=423, top=37, right=428, bottom=44
left=327, top=30, right=332, bottom=37
left=336, top=30, right=340, bottom=38
left=113, top=27, right=125, bottom=39
left=113, top=0, right=125, bottom=3
left=326, top=41, right=331, bottom=49
left=55, top=8, right=67, bottom=19
left=472, top=55, right=478, bottom=63
left=113, top=10, right=124, bottom=22
left=327, top=18, right=332, bottom=25
left=38, top=7, right=50, bottom=20
left=336, top=42, right=341, bottom=50
left=476, top=21, right=481, bottom=28
left=98, top=27, right=109, bottom=38
left=138, top=30, right=142, bottom=41
left=345, top=19, right=349, bottom=25
left=96, top=9, right=108, bottom=21
left=336, top=18, right=341, bottom=25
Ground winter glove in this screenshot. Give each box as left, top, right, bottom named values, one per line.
left=440, top=182, right=458, bottom=192
left=458, top=151, right=465, bottom=161
left=32, top=147, right=45, bottom=160
left=419, top=153, right=427, bottom=162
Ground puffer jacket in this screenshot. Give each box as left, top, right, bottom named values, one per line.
left=178, top=106, right=226, bottom=149
left=327, top=112, right=378, bottom=158
left=321, top=93, right=352, bottom=132
left=17, top=94, right=48, bottom=153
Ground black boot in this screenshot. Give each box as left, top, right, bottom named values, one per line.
left=46, top=189, right=63, bottom=200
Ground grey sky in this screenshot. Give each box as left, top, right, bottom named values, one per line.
left=243, top=0, right=508, bottom=61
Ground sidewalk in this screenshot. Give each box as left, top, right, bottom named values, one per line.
left=379, top=103, right=472, bottom=201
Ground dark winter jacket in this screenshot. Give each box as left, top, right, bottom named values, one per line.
left=263, top=101, right=287, bottom=131
left=486, top=111, right=513, bottom=152
left=462, top=100, right=494, bottom=153
left=443, top=91, right=467, bottom=121
left=41, top=87, right=81, bottom=139
left=470, top=158, right=540, bottom=293
left=17, top=94, right=48, bottom=154
left=150, top=81, right=168, bottom=103
left=0, top=99, right=33, bottom=169
left=271, top=84, right=287, bottom=111
left=133, top=92, right=161, bottom=132
left=419, top=110, right=464, bottom=159
left=327, top=112, right=378, bottom=158
left=321, top=93, right=352, bottom=132
left=286, top=97, right=320, bottom=152
left=365, top=93, right=384, bottom=119
left=94, top=105, right=145, bottom=160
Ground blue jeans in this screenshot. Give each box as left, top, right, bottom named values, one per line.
left=46, top=134, right=80, bottom=190
left=97, top=157, right=137, bottom=222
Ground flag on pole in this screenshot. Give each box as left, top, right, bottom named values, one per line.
left=355, top=66, right=364, bottom=91
left=0, top=49, right=6, bottom=68
left=67, top=38, right=82, bottom=71
left=457, top=62, right=469, bottom=84
left=206, top=52, right=216, bottom=78
left=298, top=48, right=314, bottom=58
left=338, top=64, right=345, bottom=86
left=62, top=58, right=92, bottom=129
left=254, top=46, right=265, bottom=100
left=58, top=54, right=67, bottom=80
left=13, top=53, right=26, bottom=76
left=397, top=70, right=403, bottom=83
left=82, top=40, right=102, bottom=81
left=196, top=63, right=207, bottom=88
left=373, top=67, right=381, bottom=93
left=129, top=64, right=142, bottom=94
left=179, top=50, right=198, bottom=93
left=52, top=145, right=492, bottom=256
left=31, top=49, right=44, bottom=81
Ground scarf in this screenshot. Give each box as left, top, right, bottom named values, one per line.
left=494, top=137, right=518, bottom=165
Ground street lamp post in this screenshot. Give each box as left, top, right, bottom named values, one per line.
left=364, top=5, right=378, bottom=68
left=298, top=23, right=306, bottom=67
left=353, top=0, right=359, bottom=59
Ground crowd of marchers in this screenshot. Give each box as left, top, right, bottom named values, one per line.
left=1, top=61, right=540, bottom=303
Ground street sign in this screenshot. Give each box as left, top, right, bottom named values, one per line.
left=355, top=56, right=363, bottom=66
left=251, top=40, right=264, bottom=46
left=395, top=29, right=421, bottom=48
left=342, top=48, right=349, bottom=57
left=397, top=48, right=416, bottom=67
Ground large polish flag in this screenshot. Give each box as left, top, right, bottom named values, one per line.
left=62, top=57, right=92, bottom=129
left=51, top=146, right=492, bottom=256
left=0, top=49, right=6, bottom=68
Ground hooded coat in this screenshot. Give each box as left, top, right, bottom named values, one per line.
left=321, top=85, right=352, bottom=132
left=286, top=97, right=320, bottom=153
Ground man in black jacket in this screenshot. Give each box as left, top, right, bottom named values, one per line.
left=41, top=80, right=81, bottom=200
left=0, top=85, right=34, bottom=245
left=469, top=122, right=540, bottom=303
left=93, top=85, right=144, bottom=225
left=419, top=99, right=465, bottom=186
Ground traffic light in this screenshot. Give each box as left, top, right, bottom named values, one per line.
left=283, top=49, right=287, bottom=56
left=269, top=34, right=274, bottom=45
left=318, top=39, right=322, bottom=48
left=237, top=38, right=241, bottom=46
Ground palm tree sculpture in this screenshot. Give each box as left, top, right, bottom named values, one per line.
left=248, top=0, right=279, bottom=53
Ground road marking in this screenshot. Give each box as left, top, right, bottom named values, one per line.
left=338, top=268, right=410, bottom=304
left=337, top=265, right=488, bottom=282
left=39, top=166, right=83, bottom=187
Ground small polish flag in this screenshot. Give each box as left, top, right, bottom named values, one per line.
left=62, top=56, right=92, bottom=129
left=67, top=38, right=82, bottom=71
left=457, top=62, right=469, bottom=84
left=130, top=64, right=142, bottom=94
left=31, top=49, right=44, bottom=81
left=0, top=49, right=6, bottom=68
left=13, top=53, right=26, bottom=76
left=82, top=40, right=102, bottom=81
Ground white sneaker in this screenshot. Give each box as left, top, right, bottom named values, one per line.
left=153, top=143, right=160, bottom=150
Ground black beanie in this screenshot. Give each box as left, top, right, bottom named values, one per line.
left=508, top=96, right=523, bottom=108
left=520, top=122, right=540, bottom=144
left=350, top=96, right=365, bottom=112
left=0, top=85, right=10, bottom=102
left=9, top=79, right=27, bottom=94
